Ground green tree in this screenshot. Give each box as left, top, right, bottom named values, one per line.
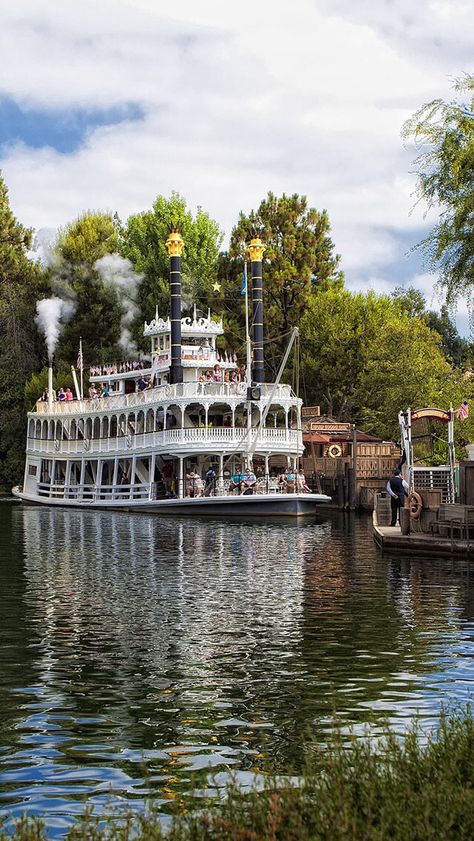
left=50, top=211, right=123, bottom=365
left=300, top=287, right=459, bottom=439
left=0, top=173, right=44, bottom=488
left=121, top=193, right=223, bottom=348
left=228, top=192, right=343, bottom=376
left=391, top=287, right=471, bottom=367
left=402, top=75, right=474, bottom=305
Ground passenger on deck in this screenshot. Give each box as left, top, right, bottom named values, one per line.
left=65, top=387, right=74, bottom=401
left=186, top=469, right=203, bottom=498
left=137, top=375, right=148, bottom=391
left=297, top=468, right=311, bottom=493
left=229, top=467, right=242, bottom=495
left=57, top=387, right=66, bottom=401
left=285, top=468, right=296, bottom=493
left=240, top=467, right=257, bottom=495
left=204, top=466, right=217, bottom=496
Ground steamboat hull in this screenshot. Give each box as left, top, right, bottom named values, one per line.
left=13, top=489, right=331, bottom=518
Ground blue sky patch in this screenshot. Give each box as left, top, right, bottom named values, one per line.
left=0, top=97, right=145, bottom=153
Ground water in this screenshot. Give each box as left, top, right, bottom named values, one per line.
left=1, top=502, right=474, bottom=835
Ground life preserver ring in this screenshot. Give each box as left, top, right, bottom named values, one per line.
left=328, top=444, right=342, bottom=459
left=409, top=491, right=423, bottom=519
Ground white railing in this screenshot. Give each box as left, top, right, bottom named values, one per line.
left=34, top=476, right=307, bottom=503
left=27, top=427, right=302, bottom=456
left=32, top=382, right=296, bottom=416
left=37, top=482, right=150, bottom=501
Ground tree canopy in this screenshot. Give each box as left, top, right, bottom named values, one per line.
left=403, top=75, right=474, bottom=306
left=48, top=211, right=124, bottom=365
left=121, top=193, right=223, bottom=349
left=227, top=192, right=344, bottom=376
left=300, top=286, right=462, bottom=440
left=0, top=173, right=44, bottom=486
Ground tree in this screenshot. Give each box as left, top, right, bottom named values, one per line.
left=49, top=211, right=124, bottom=365
left=391, top=287, right=471, bottom=367
left=402, top=75, right=474, bottom=305
left=227, top=192, right=343, bottom=376
left=121, top=193, right=223, bottom=349
left=300, top=287, right=460, bottom=439
left=0, top=173, right=44, bottom=488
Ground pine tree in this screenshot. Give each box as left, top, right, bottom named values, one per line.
left=0, top=173, right=43, bottom=488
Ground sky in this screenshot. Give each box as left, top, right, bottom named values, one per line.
left=0, top=0, right=472, bottom=333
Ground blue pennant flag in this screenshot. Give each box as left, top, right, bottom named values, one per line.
left=240, top=263, right=247, bottom=296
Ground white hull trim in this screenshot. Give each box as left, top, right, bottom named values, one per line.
left=12, top=488, right=331, bottom=518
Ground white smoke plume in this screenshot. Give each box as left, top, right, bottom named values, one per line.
left=36, top=297, right=76, bottom=362
left=94, top=254, right=143, bottom=356
left=29, top=227, right=57, bottom=268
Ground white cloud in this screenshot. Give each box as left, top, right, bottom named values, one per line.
left=0, top=0, right=470, bottom=320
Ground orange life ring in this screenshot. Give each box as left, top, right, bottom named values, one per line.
left=409, top=491, right=423, bottom=519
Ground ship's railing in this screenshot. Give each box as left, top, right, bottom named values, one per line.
left=37, top=482, right=150, bottom=501
left=35, top=476, right=314, bottom=502
left=32, top=382, right=296, bottom=415
left=27, top=427, right=302, bottom=455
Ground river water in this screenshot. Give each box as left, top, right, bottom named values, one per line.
left=1, top=501, right=474, bottom=835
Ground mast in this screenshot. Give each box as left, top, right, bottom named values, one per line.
left=166, top=231, right=184, bottom=385
left=248, top=237, right=265, bottom=383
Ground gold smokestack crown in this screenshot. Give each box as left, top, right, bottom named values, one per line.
left=166, top=231, right=184, bottom=257
left=247, top=237, right=265, bottom=261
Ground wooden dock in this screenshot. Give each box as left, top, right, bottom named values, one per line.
left=373, top=516, right=474, bottom=557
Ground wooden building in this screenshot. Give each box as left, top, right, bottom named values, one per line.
left=301, top=407, right=401, bottom=508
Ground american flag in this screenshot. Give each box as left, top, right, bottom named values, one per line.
left=456, top=401, right=469, bottom=421
left=76, top=342, right=83, bottom=371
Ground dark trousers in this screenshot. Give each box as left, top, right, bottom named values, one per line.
left=390, top=496, right=403, bottom=526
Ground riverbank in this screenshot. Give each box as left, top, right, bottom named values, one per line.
left=5, top=710, right=474, bottom=841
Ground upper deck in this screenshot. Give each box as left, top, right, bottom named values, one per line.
left=32, top=381, right=299, bottom=417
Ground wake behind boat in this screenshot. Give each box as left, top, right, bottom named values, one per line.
left=13, top=233, right=330, bottom=517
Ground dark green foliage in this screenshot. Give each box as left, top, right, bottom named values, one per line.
left=4, top=710, right=474, bottom=840
left=121, top=194, right=222, bottom=350
left=403, top=75, right=474, bottom=305
left=391, top=287, right=472, bottom=367
left=228, top=192, right=344, bottom=376
left=50, top=212, right=124, bottom=365
left=0, top=173, right=44, bottom=489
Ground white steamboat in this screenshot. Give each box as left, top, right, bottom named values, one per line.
left=14, top=234, right=330, bottom=516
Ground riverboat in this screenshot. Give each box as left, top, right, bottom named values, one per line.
left=13, top=234, right=331, bottom=516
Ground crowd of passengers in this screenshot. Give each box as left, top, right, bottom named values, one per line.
left=183, top=465, right=311, bottom=498
left=40, top=362, right=248, bottom=404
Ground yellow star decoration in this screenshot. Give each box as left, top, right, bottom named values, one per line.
left=212, top=282, right=221, bottom=292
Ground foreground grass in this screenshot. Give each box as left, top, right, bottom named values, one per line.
left=4, top=710, right=474, bottom=840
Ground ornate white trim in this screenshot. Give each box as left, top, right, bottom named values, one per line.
left=144, top=310, right=223, bottom=337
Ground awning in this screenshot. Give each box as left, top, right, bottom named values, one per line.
left=303, top=433, right=331, bottom=443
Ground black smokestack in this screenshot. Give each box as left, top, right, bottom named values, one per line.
left=248, top=237, right=265, bottom=383
left=166, top=231, right=184, bottom=385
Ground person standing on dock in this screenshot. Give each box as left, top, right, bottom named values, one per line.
left=386, top=469, right=409, bottom=526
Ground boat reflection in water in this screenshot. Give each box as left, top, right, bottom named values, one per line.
left=2, top=504, right=474, bottom=835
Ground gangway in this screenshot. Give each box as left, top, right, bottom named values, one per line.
left=398, top=407, right=455, bottom=503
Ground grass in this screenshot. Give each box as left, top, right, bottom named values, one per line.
left=3, top=709, right=474, bottom=840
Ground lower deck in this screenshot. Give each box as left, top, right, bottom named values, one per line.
left=14, top=488, right=331, bottom=517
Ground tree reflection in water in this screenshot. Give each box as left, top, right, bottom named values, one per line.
left=0, top=503, right=473, bottom=834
